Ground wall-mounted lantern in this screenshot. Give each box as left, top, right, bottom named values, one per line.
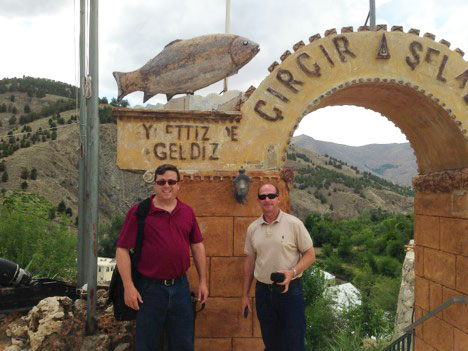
left=233, top=167, right=251, bottom=204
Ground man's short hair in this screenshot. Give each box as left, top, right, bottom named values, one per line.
left=154, top=164, right=180, bottom=181
left=258, top=183, right=280, bottom=196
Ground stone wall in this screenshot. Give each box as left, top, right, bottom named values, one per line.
left=413, top=191, right=468, bottom=351
left=180, top=172, right=290, bottom=351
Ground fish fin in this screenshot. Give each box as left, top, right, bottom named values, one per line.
left=143, top=92, right=156, bottom=103
left=166, top=94, right=175, bottom=101
left=113, top=72, right=126, bottom=102
left=164, top=39, right=182, bottom=48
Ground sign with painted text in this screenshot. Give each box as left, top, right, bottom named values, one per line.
left=116, top=29, right=467, bottom=173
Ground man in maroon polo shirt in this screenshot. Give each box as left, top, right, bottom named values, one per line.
left=116, top=164, right=208, bottom=351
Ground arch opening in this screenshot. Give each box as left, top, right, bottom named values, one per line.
left=297, top=82, right=468, bottom=174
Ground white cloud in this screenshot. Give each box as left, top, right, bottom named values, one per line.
left=0, top=0, right=465, bottom=146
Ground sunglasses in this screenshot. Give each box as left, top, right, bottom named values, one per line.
left=154, top=179, right=178, bottom=186
left=258, top=193, right=278, bottom=200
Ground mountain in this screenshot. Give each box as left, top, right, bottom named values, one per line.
left=286, top=144, right=413, bottom=220
left=0, top=77, right=413, bottom=223
left=0, top=121, right=151, bottom=223
left=291, top=134, right=417, bottom=185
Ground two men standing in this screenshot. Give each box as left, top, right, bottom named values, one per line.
left=242, top=183, right=316, bottom=351
left=116, top=163, right=314, bottom=351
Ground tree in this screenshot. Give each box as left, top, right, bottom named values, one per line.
left=110, top=97, right=130, bottom=107
left=30, top=168, right=37, bottom=180
left=51, top=131, right=57, bottom=140
left=65, top=207, right=73, bottom=217
left=20, top=181, right=28, bottom=190
left=24, top=104, right=31, bottom=113
left=0, top=162, right=6, bottom=172
left=0, top=191, right=76, bottom=280
left=20, top=168, right=30, bottom=180
left=57, top=200, right=66, bottom=213
left=8, top=115, right=16, bottom=125
left=98, top=214, right=125, bottom=257
left=48, top=208, right=56, bottom=219
left=10, top=95, right=15, bottom=102
left=1, top=171, right=8, bottom=182
left=337, top=235, right=352, bottom=259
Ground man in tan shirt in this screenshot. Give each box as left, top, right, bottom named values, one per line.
left=241, top=183, right=316, bottom=351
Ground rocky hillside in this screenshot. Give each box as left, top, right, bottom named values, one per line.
left=0, top=77, right=414, bottom=223
left=286, top=144, right=413, bottom=220
left=0, top=121, right=151, bottom=223
left=292, top=134, right=417, bottom=185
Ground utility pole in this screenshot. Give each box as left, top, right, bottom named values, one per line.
left=223, top=0, right=231, bottom=93
left=78, top=0, right=99, bottom=335
left=84, top=0, right=99, bottom=335
left=369, top=0, right=376, bottom=31
left=77, top=0, right=88, bottom=289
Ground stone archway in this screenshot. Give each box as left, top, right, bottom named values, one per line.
left=239, top=26, right=467, bottom=173
left=116, top=25, right=467, bottom=351
left=238, top=26, right=467, bottom=351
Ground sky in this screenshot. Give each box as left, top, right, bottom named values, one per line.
left=0, top=0, right=466, bottom=146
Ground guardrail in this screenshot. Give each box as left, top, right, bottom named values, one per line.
left=384, top=296, right=466, bottom=351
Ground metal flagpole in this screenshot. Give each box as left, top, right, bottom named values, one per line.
left=223, top=0, right=231, bottom=93
left=369, top=0, right=376, bottom=31
left=77, top=0, right=88, bottom=288
left=85, top=0, right=99, bottom=335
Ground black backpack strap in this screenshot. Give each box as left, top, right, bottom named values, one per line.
left=132, top=197, right=152, bottom=267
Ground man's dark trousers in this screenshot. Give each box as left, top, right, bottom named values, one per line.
left=136, top=275, right=194, bottom=351
left=255, top=279, right=306, bottom=351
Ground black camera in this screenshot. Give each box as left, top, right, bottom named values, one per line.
left=0, top=258, right=32, bottom=287
left=270, top=272, right=285, bottom=293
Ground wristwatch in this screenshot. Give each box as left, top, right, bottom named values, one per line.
left=292, top=268, right=297, bottom=278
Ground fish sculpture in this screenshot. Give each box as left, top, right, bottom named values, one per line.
left=113, top=34, right=260, bottom=102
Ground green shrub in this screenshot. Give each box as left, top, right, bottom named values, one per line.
left=98, top=214, right=125, bottom=257
left=0, top=192, right=76, bottom=281
left=376, top=256, right=401, bottom=278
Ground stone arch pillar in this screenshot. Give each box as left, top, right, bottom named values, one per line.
left=238, top=26, right=467, bottom=351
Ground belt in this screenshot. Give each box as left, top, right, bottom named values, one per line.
left=142, top=274, right=186, bottom=286
left=257, top=277, right=301, bottom=290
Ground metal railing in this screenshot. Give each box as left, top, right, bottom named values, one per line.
left=384, top=296, right=466, bottom=351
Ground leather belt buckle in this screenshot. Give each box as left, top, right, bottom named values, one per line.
left=164, top=279, right=175, bottom=286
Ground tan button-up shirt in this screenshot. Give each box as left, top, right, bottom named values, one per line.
left=244, top=210, right=313, bottom=284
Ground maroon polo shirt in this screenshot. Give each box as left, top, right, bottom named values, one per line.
left=117, top=195, right=203, bottom=280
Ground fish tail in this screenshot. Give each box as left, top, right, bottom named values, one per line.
left=113, top=71, right=126, bottom=102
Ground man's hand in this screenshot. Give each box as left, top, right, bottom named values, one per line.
left=241, top=295, right=251, bottom=316
left=197, top=281, right=209, bottom=305
left=124, top=283, right=143, bottom=310
left=276, top=269, right=294, bottom=293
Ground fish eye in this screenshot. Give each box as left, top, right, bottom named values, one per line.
left=242, top=41, right=248, bottom=45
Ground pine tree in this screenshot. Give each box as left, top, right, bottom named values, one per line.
left=48, top=208, right=56, bottom=219
left=58, top=200, right=66, bottom=213
left=30, top=168, right=37, bottom=180
left=20, top=168, right=30, bottom=180
left=21, top=181, right=28, bottom=190
left=2, top=171, right=8, bottom=182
